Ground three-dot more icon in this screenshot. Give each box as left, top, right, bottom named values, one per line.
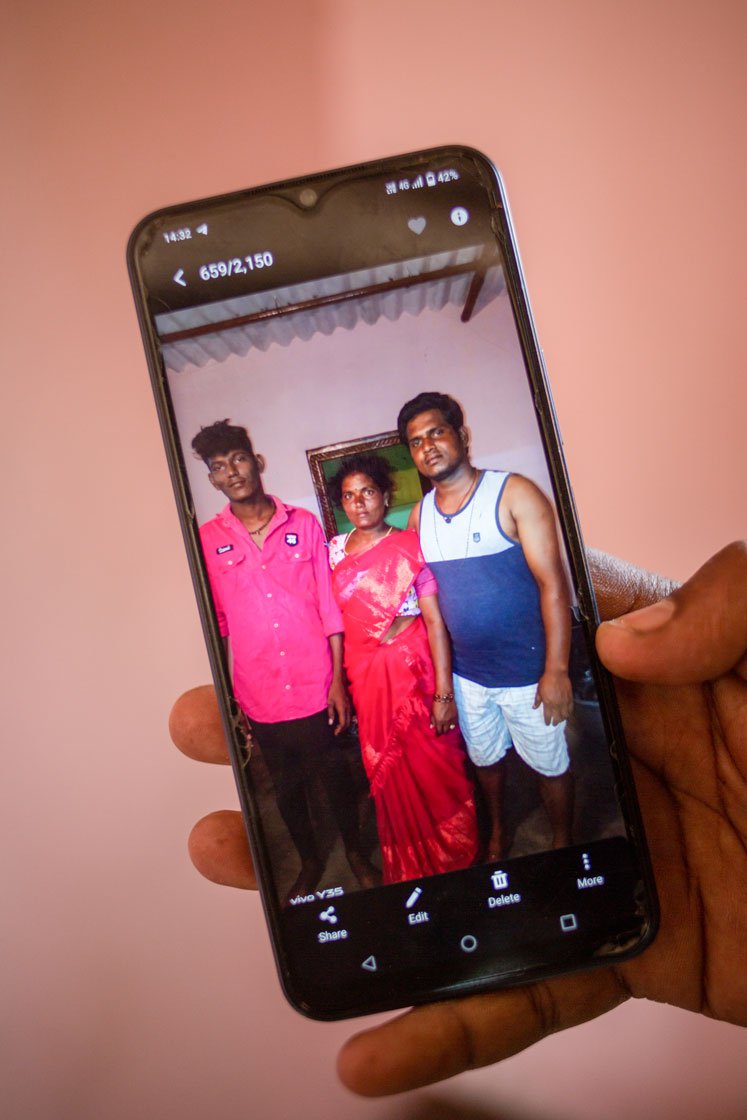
left=319, top=906, right=338, bottom=924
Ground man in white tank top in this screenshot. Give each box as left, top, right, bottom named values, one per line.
left=399, top=392, right=574, bottom=860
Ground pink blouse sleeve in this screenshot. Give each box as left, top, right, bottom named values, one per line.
left=414, top=563, right=437, bottom=599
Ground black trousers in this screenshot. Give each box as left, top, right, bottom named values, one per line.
left=250, top=709, right=360, bottom=861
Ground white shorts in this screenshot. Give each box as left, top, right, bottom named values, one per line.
left=452, top=675, right=570, bottom=777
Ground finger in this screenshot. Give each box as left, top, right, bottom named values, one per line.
left=169, top=686, right=230, bottom=764
left=332, top=703, right=346, bottom=735
left=587, top=548, right=679, bottom=621
left=534, top=693, right=550, bottom=725
left=188, top=810, right=257, bottom=890
left=596, top=540, right=747, bottom=684
left=337, top=970, right=627, bottom=1096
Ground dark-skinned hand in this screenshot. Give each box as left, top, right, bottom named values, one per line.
left=170, top=542, right=747, bottom=1096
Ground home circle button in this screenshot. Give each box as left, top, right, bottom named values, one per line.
left=460, top=934, right=478, bottom=953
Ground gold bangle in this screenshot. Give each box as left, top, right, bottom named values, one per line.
left=433, top=692, right=454, bottom=704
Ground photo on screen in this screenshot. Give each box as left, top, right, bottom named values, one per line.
left=156, top=248, right=625, bottom=906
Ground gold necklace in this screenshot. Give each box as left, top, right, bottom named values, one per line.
left=248, top=501, right=275, bottom=535
left=344, top=524, right=394, bottom=555
left=433, top=492, right=478, bottom=561
left=436, top=469, right=479, bottom=524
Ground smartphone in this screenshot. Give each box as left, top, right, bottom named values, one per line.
left=128, top=146, right=658, bottom=1020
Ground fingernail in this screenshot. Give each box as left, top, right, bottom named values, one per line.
left=608, top=597, right=676, bottom=633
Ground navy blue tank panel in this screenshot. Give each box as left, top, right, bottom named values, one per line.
left=429, top=545, right=546, bottom=687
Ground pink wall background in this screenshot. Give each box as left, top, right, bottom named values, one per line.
left=3, top=2, right=745, bottom=1118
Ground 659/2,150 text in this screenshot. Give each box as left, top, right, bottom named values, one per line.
left=199, top=252, right=274, bottom=280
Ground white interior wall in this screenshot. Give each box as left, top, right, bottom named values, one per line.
left=167, top=290, right=553, bottom=523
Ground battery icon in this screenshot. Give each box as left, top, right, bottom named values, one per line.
left=405, top=886, right=423, bottom=910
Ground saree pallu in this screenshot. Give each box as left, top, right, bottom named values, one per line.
left=332, top=530, right=478, bottom=883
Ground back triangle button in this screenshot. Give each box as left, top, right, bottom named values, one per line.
left=361, top=955, right=378, bottom=972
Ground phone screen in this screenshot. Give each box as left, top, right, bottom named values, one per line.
left=129, top=147, right=657, bottom=1018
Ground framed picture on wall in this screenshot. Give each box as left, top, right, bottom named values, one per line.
left=307, top=430, right=432, bottom=538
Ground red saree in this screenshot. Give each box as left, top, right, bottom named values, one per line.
left=331, top=529, right=478, bottom=883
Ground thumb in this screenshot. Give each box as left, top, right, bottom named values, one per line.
left=596, top=541, right=747, bottom=684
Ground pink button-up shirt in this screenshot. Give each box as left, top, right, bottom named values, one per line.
left=199, top=498, right=343, bottom=723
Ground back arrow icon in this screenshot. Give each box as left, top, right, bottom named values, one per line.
left=361, top=955, right=377, bottom=972
left=173, top=269, right=186, bottom=287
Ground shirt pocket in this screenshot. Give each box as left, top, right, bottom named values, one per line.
left=281, top=547, right=312, bottom=564
left=274, top=546, right=315, bottom=595
left=213, top=548, right=247, bottom=575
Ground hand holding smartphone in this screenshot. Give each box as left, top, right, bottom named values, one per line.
left=128, top=147, right=658, bottom=1020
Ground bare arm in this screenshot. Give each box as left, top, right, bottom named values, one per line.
left=406, top=500, right=421, bottom=532
left=326, top=632, right=351, bottom=735
left=304, top=514, right=350, bottom=734
left=502, top=475, right=573, bottom=724
left=418, top=594, right=458, bottom=735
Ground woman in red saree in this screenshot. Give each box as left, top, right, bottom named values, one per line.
left=328, top=453, right=478, bottom=883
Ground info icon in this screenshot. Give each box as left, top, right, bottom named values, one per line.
left=450, top=206, right=469, bottom=227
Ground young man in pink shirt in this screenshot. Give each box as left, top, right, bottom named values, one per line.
left=191, top=420, right=379, bottom=904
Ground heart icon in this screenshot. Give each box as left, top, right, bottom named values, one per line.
left=408, top=217, right=427, bottom=235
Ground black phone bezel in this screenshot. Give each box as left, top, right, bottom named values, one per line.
left=127, top=145, right=659, bottom=1020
